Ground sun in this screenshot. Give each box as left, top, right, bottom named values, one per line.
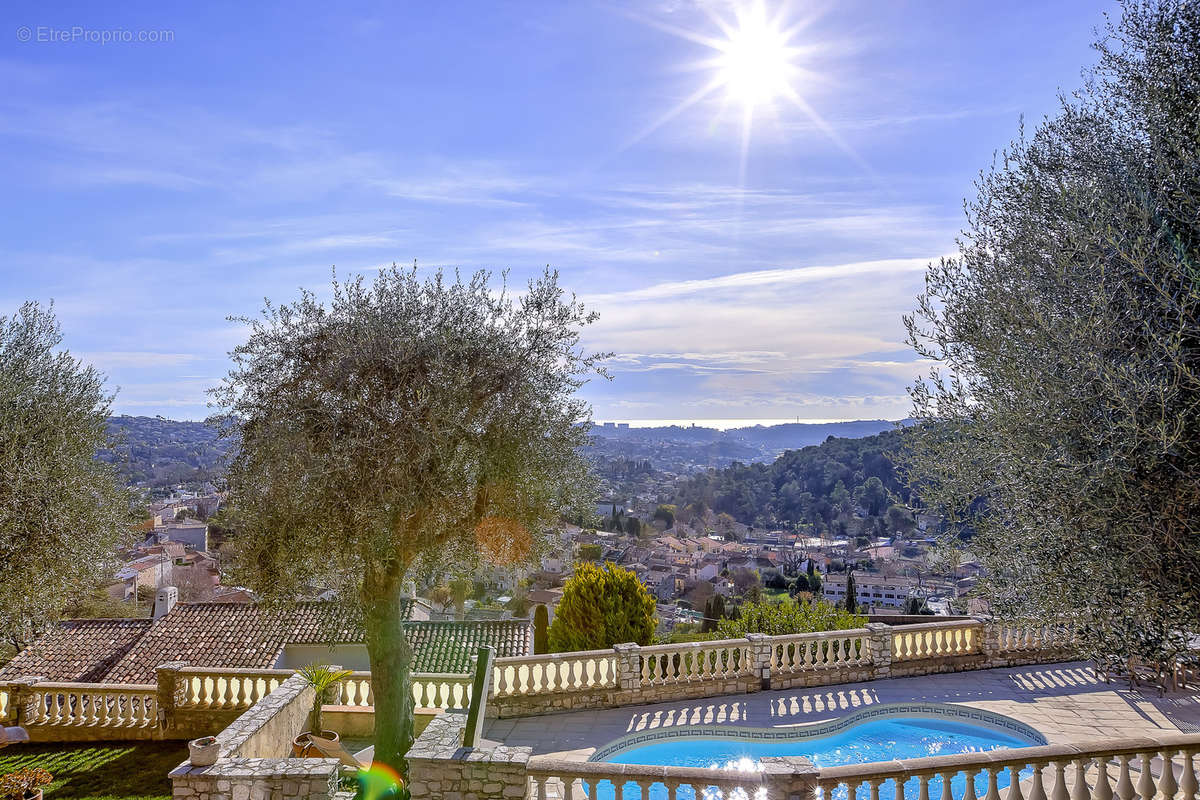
left=712, top=4, right=799, bottom=109
left=625, top=1, right=866, bottom=178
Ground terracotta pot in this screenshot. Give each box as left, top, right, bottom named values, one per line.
left=188, top=735, right=221, bottom=767
left=292, top=729, right=340, bottom=757
left=24, top=790, right=43, bottom=800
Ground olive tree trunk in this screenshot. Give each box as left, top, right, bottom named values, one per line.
left=364, top=588, right=415, bottom=775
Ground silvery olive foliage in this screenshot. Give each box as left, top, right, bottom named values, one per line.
left=0, top=303, right=131, bottom=650
left=210, top=265, right=604, bottom=770
left=903, top=0, right=1200, bottom=674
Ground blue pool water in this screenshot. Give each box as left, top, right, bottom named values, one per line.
left=591, top=718, right=1036, bottom=800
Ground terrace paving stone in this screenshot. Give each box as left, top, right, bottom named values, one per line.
left=485, top=661, right=1200, bottom=761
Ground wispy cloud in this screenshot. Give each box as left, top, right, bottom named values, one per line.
left=76, top=351, right=200, bottom=369
left=589, top=255, right=945, bottom=303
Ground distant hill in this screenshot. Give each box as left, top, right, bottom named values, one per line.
left=98, top=415, right=907, bottom=489
left=668, top=428, right=916, bottom=533
left=99, top=416, right=232, bottom=488
left=724, top=419, right=911, bottom=450
left=587, top=419, right=908, bottom=470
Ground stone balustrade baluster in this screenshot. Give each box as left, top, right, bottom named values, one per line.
left=1070, top=759, right=1090, bottom=800
left=984, top=766, right=1003, bottom=800
left=1161, top=749, right=1180, bottom=800
left=939, top=770, right=955, bottom=800
left=1027, top=762, right=1048, bottom=800
left=1008, top=765, right=1025, bottom=800
left=962, top=767, right=979, bottom=800
left=1181, top=748, right=1198, bottom=800
left=1113, top=756, right=1134, bottom=800
left=1136, top=753, right=1156, bottom=800
left=1091, top=758, right=1113, bottom=800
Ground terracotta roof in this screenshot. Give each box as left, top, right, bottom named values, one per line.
left=0, top=619, right=153, bottom=683
left=1, top=600, right=529, bottom=684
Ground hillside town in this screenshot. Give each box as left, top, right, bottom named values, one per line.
left=107, top=465, right=971, bottom=638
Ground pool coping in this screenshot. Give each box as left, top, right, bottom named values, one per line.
left=587, top=702, right=1047, bottom=762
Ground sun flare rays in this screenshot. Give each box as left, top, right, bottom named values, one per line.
left=624, top=0, right=868, bottom=183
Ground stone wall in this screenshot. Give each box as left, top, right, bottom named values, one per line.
left=169, top=675, right=340, bottom=800
left=407, top=711, right=530, bottom=800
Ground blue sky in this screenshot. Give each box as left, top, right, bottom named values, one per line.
left=0, top=0, right=1112, bottom=422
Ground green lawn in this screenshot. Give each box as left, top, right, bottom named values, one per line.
left=0, top=741, right=187, bottom=800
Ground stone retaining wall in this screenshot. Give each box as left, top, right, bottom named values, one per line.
left=407, top=711, right=530, bottom=800
left=169, top=675, right=340, bottom=800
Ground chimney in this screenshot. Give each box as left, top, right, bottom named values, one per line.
left=153, top=586, right=178, bottom=619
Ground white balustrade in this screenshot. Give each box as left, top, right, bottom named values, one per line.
left=23, top=682, right=158, bottom=729
left=890, top=622, right=981, bottom=662
left=770, top=630, right=871, bottom=676
left=176, top=668, right=290, bottom=709
left=494, top=651, right=619, bottom=698
left=640, top=640, right=753, bottom=687
left=816, top=735, right=1200, bottom=800
left=410, top=674, right=472, bottom=710
left=528, top=756, right=768, bottom=800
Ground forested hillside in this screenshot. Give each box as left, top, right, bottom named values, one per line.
left=669, top=428, right=914, bottom=535
left=99, top=415, right=232, bottom=488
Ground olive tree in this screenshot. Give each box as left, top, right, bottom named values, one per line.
left=211, top=266, right=602, bottom=772
left=902, top=0, right=1200, bottom=673
left=0, top=302, right=130, bottom=650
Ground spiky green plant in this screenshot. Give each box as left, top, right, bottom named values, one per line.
left=296, top=663, right=352, bottom=735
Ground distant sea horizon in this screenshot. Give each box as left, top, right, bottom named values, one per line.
left=593, top=417, right=891, bottom=430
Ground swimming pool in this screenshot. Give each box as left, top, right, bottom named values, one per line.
left=588, top=706, right=1044, bottom=800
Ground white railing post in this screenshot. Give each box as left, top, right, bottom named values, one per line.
left=866, top=623, right=892, bottom=679
left=613, top=642, right=642, bottom=691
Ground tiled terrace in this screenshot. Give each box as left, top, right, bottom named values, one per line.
left=485, top=661, right=1200, bottom=761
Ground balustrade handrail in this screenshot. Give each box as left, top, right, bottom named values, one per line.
left=408, top=672, right=473, bottom=682
left=768, top=627, right=872, bottom=642
left=637, top=639, right=750, bottom=655
left=29, top=681, right=157, bottom=691
left=176, top=666, right=291, bottom=677
left=889, top=620, right=982, bottom=633
left=496, top=649, right=616, bottom=665
left=528, top=755, right=761, bottom=783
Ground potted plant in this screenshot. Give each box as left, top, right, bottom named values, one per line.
left=188, top=735, right=221, bottom=766
left=292, top=662, right=352, bottom=756
left=0, top=768, right=53, bottom=800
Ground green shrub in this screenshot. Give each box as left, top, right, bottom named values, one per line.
left=715, top=597, right=865, bottom=638
left=548, top=562, right=655, bottom=652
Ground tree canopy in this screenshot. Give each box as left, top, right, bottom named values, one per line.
left=0, top=303, right=131, bottom=650
left=902, top=0, right=1200, bottom=671
left=212, top=266, right=602, bottom=772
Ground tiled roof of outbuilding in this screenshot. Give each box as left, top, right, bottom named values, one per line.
left=0, top=619, right=153, bottom=684
left=0, top=600, right=530, bottom=684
